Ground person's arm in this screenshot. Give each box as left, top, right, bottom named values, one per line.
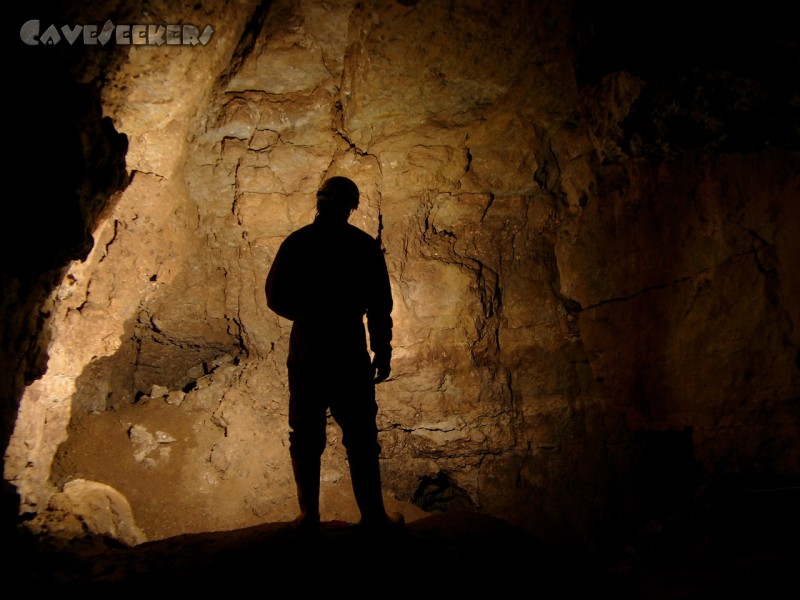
left=265, top=240, right=299, bottom=321
left=367, top=242, right=393, bottom=383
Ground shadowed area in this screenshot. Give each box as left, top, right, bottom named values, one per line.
left=11, top=489, right=800, bottom=598
left=3, top=2, right=798, bottom=597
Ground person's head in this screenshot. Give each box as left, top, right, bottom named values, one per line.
left=316, top=176, right=359, bottom=221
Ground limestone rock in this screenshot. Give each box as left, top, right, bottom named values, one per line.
left=4, top=0, right=798, bottom=551
left=46, top=479, right=147, bottom=547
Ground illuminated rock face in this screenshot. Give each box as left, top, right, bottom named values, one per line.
left=3, top=0, right=798, bottom=545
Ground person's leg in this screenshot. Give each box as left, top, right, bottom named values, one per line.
left=332, top=376, right=403, bottom=531
left=288, top=365, right=327, bottom=531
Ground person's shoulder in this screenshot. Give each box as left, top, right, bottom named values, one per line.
left=281, top=223, right=314, bottom=244
left=292, top=223, right=315, bottom=236
left=345, top=223, right=380, bottom=245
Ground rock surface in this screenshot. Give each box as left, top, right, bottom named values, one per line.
left=4, top=0, right=798, bottom=562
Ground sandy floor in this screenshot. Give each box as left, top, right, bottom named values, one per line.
left=7, top=496, right=799, bottom=598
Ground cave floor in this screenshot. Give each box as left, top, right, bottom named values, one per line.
left=6, top=497, right=798, bottom=599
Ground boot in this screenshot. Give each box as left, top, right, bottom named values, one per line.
left=349, top=456, right=404, bottom=533
left=291, top=455, right=321, bottom=533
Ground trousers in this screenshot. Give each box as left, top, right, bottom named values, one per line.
left=287, top=361, right=381, bottom=465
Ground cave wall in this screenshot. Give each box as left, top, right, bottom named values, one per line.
left=4, top=0, right=798, bottom=549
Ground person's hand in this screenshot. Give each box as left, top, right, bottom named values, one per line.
left=372, top=353, right=391, bottom=384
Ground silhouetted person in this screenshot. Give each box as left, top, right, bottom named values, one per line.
left=265, top=176, right=403, bottom=533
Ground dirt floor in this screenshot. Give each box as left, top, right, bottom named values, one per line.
left=6, top=500, right=799, bottom=598
left=19, top=395, right=800, bottom=598
left=50, top=394, right=428, bottom=542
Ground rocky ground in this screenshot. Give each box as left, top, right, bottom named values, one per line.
left=6, top=484, right=799, bottom=598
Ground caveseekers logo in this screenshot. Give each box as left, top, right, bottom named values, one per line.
left=20, top=19, right=214, bottom=46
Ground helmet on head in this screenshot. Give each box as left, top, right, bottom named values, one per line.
left=316, top=176, right=359, bottom=219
